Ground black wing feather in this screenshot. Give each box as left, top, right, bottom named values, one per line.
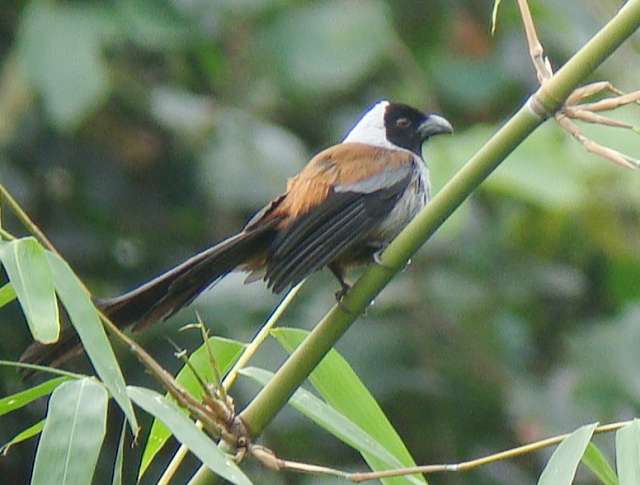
left=265, top=173, right=411, bottom=292
left=281, top=213, right=372, bottom=290
left=267, top=199, right=366, bottom=292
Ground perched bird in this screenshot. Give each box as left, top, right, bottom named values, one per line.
left=21, top=101, right=452, bottom=368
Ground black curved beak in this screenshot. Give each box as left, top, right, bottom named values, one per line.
left=418, top=114, right=453, bottom=139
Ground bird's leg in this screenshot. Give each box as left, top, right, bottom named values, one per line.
left=328, top=262, right=351, bottom=301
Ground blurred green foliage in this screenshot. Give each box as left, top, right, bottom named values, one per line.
left=1, top=0, right=639, bottom=483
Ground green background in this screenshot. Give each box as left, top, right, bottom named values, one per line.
left=1, top=0, right=639, bottom=483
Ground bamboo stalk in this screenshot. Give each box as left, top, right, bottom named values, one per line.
left=157, top=283, right=304, bottom=485
left=188, top=2, right=640, bottom=482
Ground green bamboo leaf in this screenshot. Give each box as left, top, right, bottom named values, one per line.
left=0, top=360, right=86, bottom=379
left=242, top=367, right=424, bottom=485
left=17, top=2, right=111, bottom=129
left=583, top=442, right=618, bottom=485
left=112, top=420, right=127, bottom=485
left=261, top=0, right=394, bottom=97
left=127, top=386, right=252, bottom=485
left=0, top=376, right=71, bottom=416
left=0, top=282, right=16, bottom=308
left=538, top=423, right=598, bottom=485
left=138, top=337, right=244, bottom=479
left=1, top=419, right=45, bottom=454
left=0, top=238, right=59, bottom=343
left=272, top=327, right=426, bottom=485
left=45, top=251, right=139, bottom=435
left=616, top=419, right=640, bottom=485
left=32, top=379, right=108, bottom=485
left=490, top=0, right=502, bottom=35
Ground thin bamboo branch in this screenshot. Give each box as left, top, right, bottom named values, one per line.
left=0, top=226, right=16, bottom=241
left=223, top=282, right=304, bottom=390
left=250, top=420, right=629, bottom=482
left=564, top=108, right=636, bottom=129
left=348, top=421, right=629, bottom=482
left=577, top=89, right=640, bottom=112
left=191, top=1, right=640, bottom=483
left=516, top=0, right=551, bottom=82
left=0, top=184, right=60, bottom=256
left=515, top=0, right=640, bottom=170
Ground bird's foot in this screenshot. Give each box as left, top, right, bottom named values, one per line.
left=335, top=283, right=357, bottom=315
left=334, top=283, right=351, bottom=302
left=373, top=248, right=394, bottom=270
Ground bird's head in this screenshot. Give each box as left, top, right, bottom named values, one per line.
left=344, top=100, right=453, bottom=156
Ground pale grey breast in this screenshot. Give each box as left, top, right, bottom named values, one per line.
left=372, top=156, right=430, bottom=243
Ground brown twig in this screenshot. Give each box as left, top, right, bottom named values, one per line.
left=517, top=0, right=552, bottom=83
left=556, top=115, right=639, bottom=168
left=248, top=420, right=630, bottom=482
left=516, top=0, right=640, bottom=169
left=575, top=88, right=640, bottom=112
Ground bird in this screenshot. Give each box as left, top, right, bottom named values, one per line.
left=20, top=100, right=452, bottom=369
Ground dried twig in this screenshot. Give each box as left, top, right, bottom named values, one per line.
left=249, top=420, right=630, bottom=482
left=517, top=0, right=552, bottom=83
left=517, top=0, right=640, bottom=169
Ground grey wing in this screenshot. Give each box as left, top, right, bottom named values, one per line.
left=264, top=166, right=413, bottom=293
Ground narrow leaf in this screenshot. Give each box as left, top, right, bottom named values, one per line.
left=1, top=419, right=45, bottom=455
left=583, top=442, right=618, bottom=485
left=138, top=337, right=244, bottom=478
left=538, top=423, right=598, bottom=485
left=127, top=386, right=252, bottom=485
left=0, top=238, right=59, bottom=343
left=112, top=420, right=127, bottom=485
left=272, top=327, right=425, bottom=485
left=0, top=282, right=16, bottom=308
left=491, top=0, right=502, bottom=35
left=242, top=367, right=423, bottom=485
left=18, top=2, right=111, bottom=129
left=0, top=360, right=85, bottom=379
left=616, top=420, right=640, bottom=485
left=45, top=251, right=139, bottom=435
left=0, top=376, right=70, bottom=416
left=32, top=379, right=108, bottom=485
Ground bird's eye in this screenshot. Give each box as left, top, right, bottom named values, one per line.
left=396, top=117, right=411, bottom=128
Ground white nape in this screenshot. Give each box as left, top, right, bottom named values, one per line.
left=342, top=100, right=400, bottom=151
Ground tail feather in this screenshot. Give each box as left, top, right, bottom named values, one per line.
left=19, top=224, right=276, bottom=372
left=19, top=323, right=84, bottom=369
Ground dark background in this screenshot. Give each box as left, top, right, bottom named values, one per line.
left=1, top=0, right=639, bottom=483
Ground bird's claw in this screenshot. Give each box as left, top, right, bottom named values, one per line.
left=335, top=284, right=351, bottom=302
left=373, top=248, right=394, bottom=270
left=335, top=284, right=357, bottom=315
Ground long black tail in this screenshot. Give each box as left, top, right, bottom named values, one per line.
left=20, top=225, right=275, bottom=370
